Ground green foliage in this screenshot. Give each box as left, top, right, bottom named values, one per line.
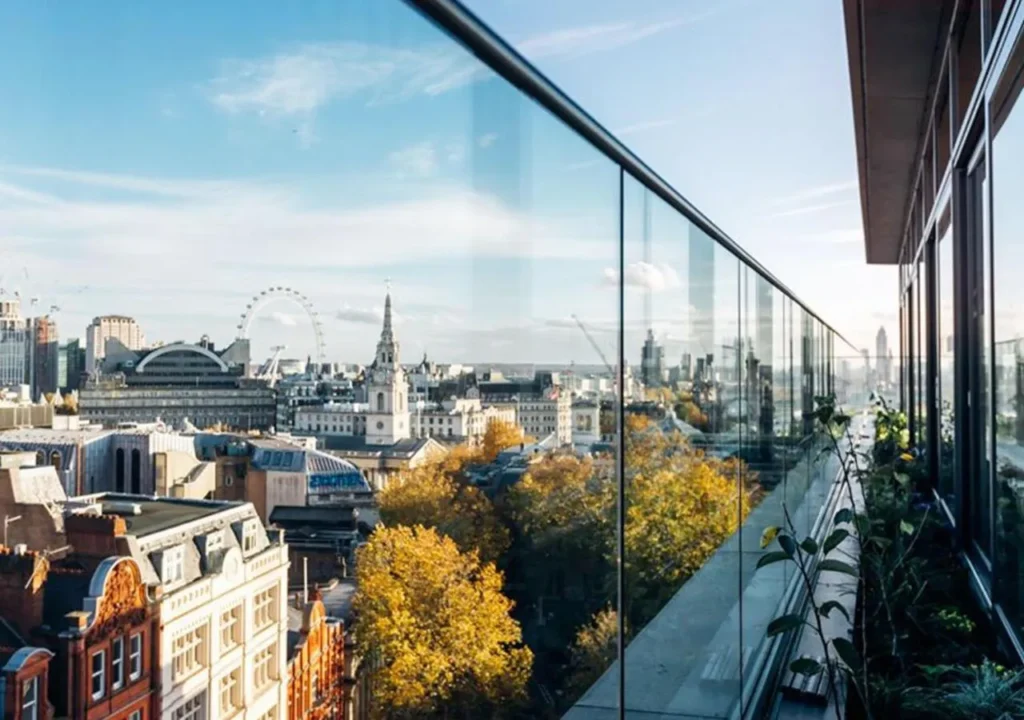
left=902, top=661, right=1024, bottom=720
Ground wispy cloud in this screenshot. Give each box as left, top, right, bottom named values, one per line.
left=613, top=118, right=676, bottom=137
left=516, top=13, right=709, bottom=59
left=768, top=199, right=855, bottom=219
left=477, top=133, right=498, bottom=149
left=336, top=305, right=384, bottom=325
left=389, top=141, right=438, bottom=178
left=768, top=180, right=856, bottom=207
left=258, top=311, right=298, bottom=327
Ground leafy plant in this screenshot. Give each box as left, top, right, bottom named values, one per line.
left=902, top=660, right=1024, bottom=719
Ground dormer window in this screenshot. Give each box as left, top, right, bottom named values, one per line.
left=242, top=520, right=259, bottom=554
left=163, top=546, right=185, bottom=585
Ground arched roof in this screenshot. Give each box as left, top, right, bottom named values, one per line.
left=136, top=343, right=229, bottom=373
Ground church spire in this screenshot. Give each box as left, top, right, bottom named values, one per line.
left=375, top=281, right=399, bottom=369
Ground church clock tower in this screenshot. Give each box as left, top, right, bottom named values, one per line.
left=365, top=286, right=411, bottom=445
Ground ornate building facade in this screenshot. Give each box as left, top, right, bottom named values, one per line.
left=286, top=595, right=346, bottom=720
left=364, top=290, right=410, bottom=447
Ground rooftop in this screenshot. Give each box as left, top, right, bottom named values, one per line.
left=0, top=427, right=112, bottom=445
left=77, top=493, right=238, bottom=537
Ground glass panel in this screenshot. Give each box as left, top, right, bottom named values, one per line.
left=939, top=227, right=956, bottom=509
left=994, top=93, right=1024, bottom=631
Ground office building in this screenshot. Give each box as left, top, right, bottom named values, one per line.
left=85, top=316, right=145, bottom=376
left=640, top=329, right=666, bottom=389
left=844, top=0, right=1024, bottom=673
left=58, top=338, right=85, bottom=393
left=0, top=300, right=27, bottom=389
left=26, top=315, right=59, bottom=398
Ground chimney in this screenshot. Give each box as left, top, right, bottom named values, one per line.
left=0, top=548, right=49, bottom=635
left=65, top=514, right=126, bottom=558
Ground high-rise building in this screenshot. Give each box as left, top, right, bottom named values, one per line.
left=26, top=315, right=59, bottom=398
left=0, top=299, right=26, bottom=388
left=85, top=315, right=145, bottom=375
left=57, top=337, right=85, bottom=392
left=876, top=326, right=890, bottom=385
left=640, top=330, right=666, bottom=388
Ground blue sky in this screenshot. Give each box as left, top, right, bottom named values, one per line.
left=0, top=0, right=893, bottom=369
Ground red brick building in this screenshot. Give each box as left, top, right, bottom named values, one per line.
left=0, top=547, right=159, bottom=720
left=286, top=595, right=346, bottom=720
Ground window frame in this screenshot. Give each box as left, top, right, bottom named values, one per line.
left=22, top=675, right=38, bottom=720
left=129, top=632, right=143, bottom=681
left=90, top=649, right=106, bottom=701
left=111, top=635, right=125, bottom=691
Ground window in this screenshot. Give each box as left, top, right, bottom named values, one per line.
left=129, top=632, right=142, bottom=680
left=242, top=521, right=259, bottom=554
left=129, top=711, right=141, bottom=720
left=171, top=624, right=207, bottom=679
left=253, top=585, right=277, bottom=631
left=22, top=676, right=38, bottom=720
left=219, top=666, right=242, bottom=716
left=253, top=642, right=277, bottom=690
left=172, top=692, right=205, bottom=720
left=111, top=636, right=124, bottom=690
left=258, top=707, right=277, bottom=720
left=91, top=650, right=106, bottom=700
left=311, top=666, right=320, bottom=703
left=221, top=603, right=242, bottom=650
left=162, top=546, right=184, bottom=584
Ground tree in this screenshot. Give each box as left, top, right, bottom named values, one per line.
left=353, top=526, right=532, bottom=718
left=481, top=419, right=526, bottom=462
left=56, top=393, right=79, bottom=416
left=566, top=608, right=619, bottom=698
left=381, top=456, right=509, bottom=563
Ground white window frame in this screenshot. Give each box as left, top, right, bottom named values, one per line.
left=219, top=666, right=242, bottom=716
left=172, top=691, right=206, bottom=720
left=129, top=711, right=141, bottom=720
left=129, top=632, right=142, bottom=680
left=252, top=585, right=277, bottom=631
left=163, top=546, right=185, bottom=585
left=91, top=649, right=106, bottom=701
left=22, top=676, right=38, bottom=720
left=171, top=624, right=208, bottom=680
left=242, top=520, right=259, bottom=554
left=252, top=641, right=277, bottom=691
left=111, top=636, right=124, bottom=690
left=220, top=603, right=242, bottom=651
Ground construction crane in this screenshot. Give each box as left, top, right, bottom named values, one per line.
left=256, top=345, right=286, bottom=387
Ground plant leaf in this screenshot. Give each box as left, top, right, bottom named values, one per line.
left=760, top=525, right=780, bottom=549
left=833, top=508, right=853, bottom=525
left=800, top=536, right=819, bottom=554
left=818, top=559, right=858, bottom=577
left=778, top=534, right=797, bottom=557
left=818, top=600, right=850, bottom=622
left=900, top=520, right=914, bottom=536
left=832, top=637, right=860, bottom=669
left=789, top=657, right=823, bottom=676
left=767, top=614, right=805, bottom=637
left=757, top=551, right=791, bottom=569
left=855, top=514, right=871, bottom=537
left=823, top=528, right=850, bottom=554
left=894, top=472, right=911, bottom=487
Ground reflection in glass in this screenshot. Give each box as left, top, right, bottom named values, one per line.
left=994, top=94, right=1024, bottom=632
left=939, top=229, right=956, bottom=509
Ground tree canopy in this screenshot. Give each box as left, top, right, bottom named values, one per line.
left=353, top=525, right=532, bottom=718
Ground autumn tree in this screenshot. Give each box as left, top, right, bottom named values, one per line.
left=480, top=419, right=527, bottom=462
left=566, top=608, right=619, bottom=699
left=380, top=458, right=510, bottom=563
left=353, top=526, right=532, bottom=719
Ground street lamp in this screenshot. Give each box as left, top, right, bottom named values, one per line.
left=4, top=514, right=22, bottom=547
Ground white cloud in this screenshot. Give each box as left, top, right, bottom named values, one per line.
left=768, top=199, right=855, bottom=219
left=769, top=180, right=857, bottom=206
left=389, top=142, right=438, bottom=177
left=336, top=305, right=383, bottom=325
left=477, top=133, right=498, bottom=149
left=446, top=142, right=466, bottom=164
left=516, top=16, right=697, bottom=59
left=206, top=41, right=483, bottom=118
left=602, top=261, right=682, bottom=292
left=258, top=311, right=298, bottom=327
left=614, top=118, right=676, bottom=137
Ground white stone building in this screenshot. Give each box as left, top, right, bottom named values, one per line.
left=571, top=400, right=601, bottom=446
left=519, top=389, right=572, bottom=445
left=69, top=494, right=290, bottom=720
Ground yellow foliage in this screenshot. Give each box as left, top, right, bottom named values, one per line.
left=506, top=455, right=612, bottom=544
left=481, top=419, right=526, bottom=462
left=353, top=526, right=532, bottom=717
left=381, top=456, right=509, bottom=563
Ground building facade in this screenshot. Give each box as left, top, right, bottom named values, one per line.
left=285, top=596, right=346, bottom=720
left=845, top=0, right=1024, bottom=665
left=0, top=300, right=27, bottom=389
left=64, top=496, right=291, bottom=720
left=85, top=316, right=145, bottom=376
left=81, top=341, right=275, bottom=431
left=26, top=316, right=59, bottom=400
left=59, top=339, right=85, bottom=394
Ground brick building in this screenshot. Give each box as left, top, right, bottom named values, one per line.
left=0, top=545, right=159, bottom=720
left=286, top=595, right=346, bottom=720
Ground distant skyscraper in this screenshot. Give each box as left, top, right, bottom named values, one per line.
left=26, top=315, right=59, bottom=398
left=641, top=330, right=666, bottom=388
left=0, top=299, right=27, bottom=388
left=59, top=338, right=85, bottom=392
left=85, top=315, right=146, bottom=374
left=876, top=326, right=890, bottom=384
